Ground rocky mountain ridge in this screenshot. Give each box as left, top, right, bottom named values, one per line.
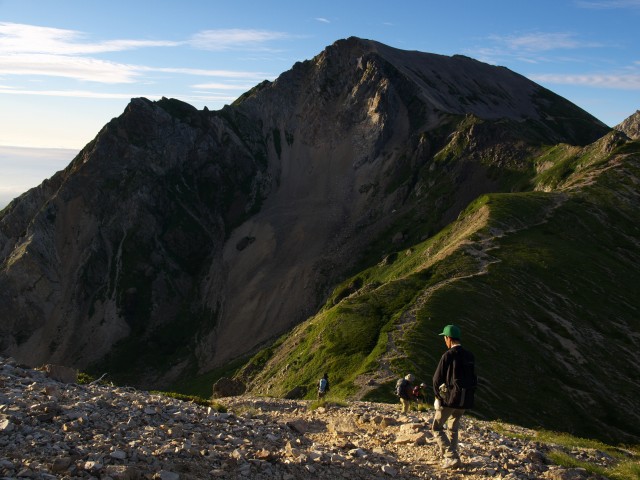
left=2, top=355, right=634, bottom=480
left=3, top=37, right=639, bottom=447
left=0, top=37, right=610, bottom=388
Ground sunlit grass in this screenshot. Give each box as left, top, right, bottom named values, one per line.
left=492, top=423, right=640, bottom=480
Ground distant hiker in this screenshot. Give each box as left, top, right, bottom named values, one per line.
left=432, top=324, right=477, bottom=469
left=412, top=382, right=427, bottom=405
left=318, top=373, right=329, bottom=398
left=395, top=373, right=415, bottom=413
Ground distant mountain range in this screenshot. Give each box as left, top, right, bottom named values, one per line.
left=1, top=37, right=638, bottom=444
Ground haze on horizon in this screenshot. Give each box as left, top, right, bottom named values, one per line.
left=0, top=146, right=77, bottom=209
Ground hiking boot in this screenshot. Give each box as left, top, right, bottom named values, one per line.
left=441, top=457, right=461, bottom=469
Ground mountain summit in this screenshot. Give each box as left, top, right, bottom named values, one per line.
left=3, top=37, right=637, bottom=442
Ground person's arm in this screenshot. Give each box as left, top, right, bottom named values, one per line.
left=432, top=353, right=450, bottom=400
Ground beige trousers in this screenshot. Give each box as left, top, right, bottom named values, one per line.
left=432, top=406, right=464, bottom=459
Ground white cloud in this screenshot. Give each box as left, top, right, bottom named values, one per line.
left=315, top=18, right=331, bottom=24
left=0, top=53, right=140, bottom=83
left=0, top=21, right=283, bottom=116
left=184, top=93, right=240, bottom=103
left=0, top=87, right=156, bottom=99
left=488, top=32, right=597, bottom=53
left=189, top=29, right=290, bottom=51
left=190, top=82, right=256, bottom=90
left=0, top=22, right=278, bottom=86
left=470, top=31, right=606, bottom=66
left=0, top=22, right=180, bottom=55
left=529, top=73, right=640, bottom=89
left=143, top=66, right=271, bottom=79
left=0, top=86, right=248, bottom=106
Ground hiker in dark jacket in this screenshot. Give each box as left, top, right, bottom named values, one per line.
left=398, top=373, right=415, bottom=413
left=432, top=324, right=477, bottom=469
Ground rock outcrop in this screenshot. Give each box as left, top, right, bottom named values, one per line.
left=1, top=356, right=630, bottom=480
left=615, top=109, right=640, bottom=139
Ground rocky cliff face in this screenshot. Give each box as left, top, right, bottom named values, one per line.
left=0, top=37, right=610, bottom=387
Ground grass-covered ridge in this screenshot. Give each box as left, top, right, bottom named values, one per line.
left=493, top=423, right=640, bottom=480
left=236, top=134, right=640, bottom=445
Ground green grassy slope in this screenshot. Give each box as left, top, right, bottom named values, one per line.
left=237, top=132, right=640, bottom=444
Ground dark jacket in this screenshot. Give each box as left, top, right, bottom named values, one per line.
left=432, top=344, right=477, bottom=408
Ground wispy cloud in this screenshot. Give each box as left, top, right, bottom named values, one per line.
left=0, top=22, right=180, bottom=55
left=529, top=73, right=640, bottom=89
left=470, top=31, right=605, bottom=66
left=575, top=0, right=640, bottom=9
left=0, top=86, right=241, bottom=110
left=0, top=22, right=278, bottom=89
left=0, top=87, right=157, bottom=99
left=143, top=66, right=271, bottom=79
left=190, top=82, right=256, bottom=90
left=488, top=32, right=600, bottom=53
left=0, top=53, right=140, bottom=83
left=189, top=29, right=291, bottom=51
left=315, top=18, right=331, bottom=24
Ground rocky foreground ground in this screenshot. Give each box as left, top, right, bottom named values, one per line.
left=0, top=356, right=625, bottom=479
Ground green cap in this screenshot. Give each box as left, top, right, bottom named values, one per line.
left=439, top=324, right=461, bottom=339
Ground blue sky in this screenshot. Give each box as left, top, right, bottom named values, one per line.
left=1, top=0, right=640, bottom=207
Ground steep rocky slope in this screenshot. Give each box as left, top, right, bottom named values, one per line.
left=0, top=38, right=609, bottom=392
left=2, top=356, right=637, bottom=480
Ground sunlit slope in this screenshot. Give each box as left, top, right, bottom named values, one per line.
left=238, top=131, right=640, bottom=444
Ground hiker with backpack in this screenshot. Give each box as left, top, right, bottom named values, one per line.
left=412, top=382, right=427, bottom=405
left=395, top=373, right=415, bottom=413
left=317, top=373, right=329, bottom=399
left=432, top=324, right=477, bottom=469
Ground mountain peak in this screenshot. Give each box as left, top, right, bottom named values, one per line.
left=247, top=36, right=608, bottom=146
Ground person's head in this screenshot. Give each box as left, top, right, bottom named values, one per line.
left=405, top=373, right=415, bottom=382
left=439, top=324, right=461, bottom=347
left=323, top=373, right=328, bottom=379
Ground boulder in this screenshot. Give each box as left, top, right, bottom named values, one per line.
left=42, top=364, right=78, bottom=384
left=211, top=377, right=246, bottom=398
left=284, top=385, right=306, bottom=399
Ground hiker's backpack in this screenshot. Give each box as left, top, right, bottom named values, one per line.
left=394, top=378, right=407, bottom=397
left=446, top=348, right=478, bottom=409
left=318, top=377, right=328, bottom=393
